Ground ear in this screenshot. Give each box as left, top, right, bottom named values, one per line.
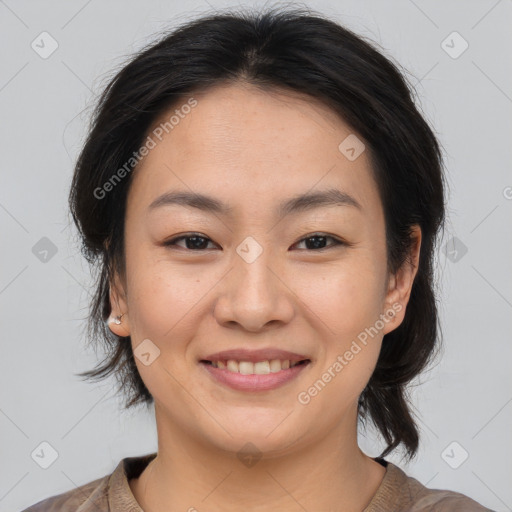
left=107, top=271, right=131, bottom=338
left=381, top=225, right=422, bottom=336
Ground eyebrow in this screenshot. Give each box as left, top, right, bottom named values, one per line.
left=147, top=188, right=362, bottom=218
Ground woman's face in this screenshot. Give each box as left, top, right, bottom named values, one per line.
left=109, top=83, right=420, bottom=456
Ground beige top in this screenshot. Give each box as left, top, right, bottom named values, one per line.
left=21, top=452, right=494, bottom=511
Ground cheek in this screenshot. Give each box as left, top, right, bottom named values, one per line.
left=124, top=242, right=213, bottom=334
left=293, top=259, right=385, bottom=398
left=296, top=275, right=384, bottom=416
left=124, top=262, right=207, bottom=397
left=294, top=260, right=385, bottom=337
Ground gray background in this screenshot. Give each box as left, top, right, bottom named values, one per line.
left=1, top=0, right=511, bottom=510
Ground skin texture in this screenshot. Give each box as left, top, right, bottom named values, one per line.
left=108, top=82, right=421, bottom=512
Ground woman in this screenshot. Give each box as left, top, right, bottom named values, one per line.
left=23, top=6, right=494, bottom=512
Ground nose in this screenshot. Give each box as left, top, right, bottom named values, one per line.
left=212, top=246, right=295, bottom=332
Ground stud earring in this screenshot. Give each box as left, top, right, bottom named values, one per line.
left=112, top=313, right=124, bottom=325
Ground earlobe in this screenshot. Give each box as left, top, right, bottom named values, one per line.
left=107, top=313, right=131, bottom=337
left=107, top=275, right=131, bottom=337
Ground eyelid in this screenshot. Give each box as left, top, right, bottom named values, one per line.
left=163, top=232, right=346, bottom=251
left=163, top=232, right=219, bottom=250
left=291, top=232, right=345, bottom=250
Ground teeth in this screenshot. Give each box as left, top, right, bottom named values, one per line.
left=210, top=359, right=303, bottom=374
left=226, top=360, right=239, bottom=372
left=269, top=359, right=283, bottom=372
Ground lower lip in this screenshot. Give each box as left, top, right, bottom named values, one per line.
left=200, top=361, right=310, bottom=391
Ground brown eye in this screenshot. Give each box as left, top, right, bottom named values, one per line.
left=164, top=233, right=218, bottom=251
left=163, top=232, right=345, bottom=252
left=292, top=234, right=344, bottom=251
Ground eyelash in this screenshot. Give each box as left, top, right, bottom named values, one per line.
left=163, top=232, right=345, bottom=251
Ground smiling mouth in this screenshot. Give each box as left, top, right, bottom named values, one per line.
left=200, top=359, right=311, bottom=374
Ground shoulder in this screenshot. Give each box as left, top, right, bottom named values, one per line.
left=403, top=484, right=495, bottom=512
left=20, top=453, right=156, bottom=512
left=19, top=474, right=110, bottom=512
left=367, top=461, right=495, bottom=512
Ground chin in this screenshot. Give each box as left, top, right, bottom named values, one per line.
left=211, top=435, right=298, bottom=461
left=202, top=417, right=306, bottom=458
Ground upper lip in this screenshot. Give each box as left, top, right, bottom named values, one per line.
left=201, top=348, right=310, bottom=363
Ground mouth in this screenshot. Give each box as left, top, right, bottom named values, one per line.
left=199, top=358, right=311, bottom=374
left=198, top=357, right=312, bottom=392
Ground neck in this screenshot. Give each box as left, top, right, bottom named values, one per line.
left=130, top=403, right=386, bottom=512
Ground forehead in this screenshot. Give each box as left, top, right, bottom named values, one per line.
left=128, top=83, right=381, bottom=220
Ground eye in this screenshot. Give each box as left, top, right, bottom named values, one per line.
left=292, top=233, right=344, bottom=251
left=163, top=232, right=344, bottom=251
left=163, top=233, right=218, bottom=251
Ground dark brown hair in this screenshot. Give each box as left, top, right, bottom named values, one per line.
left=69, top=6, right=446, bottom=461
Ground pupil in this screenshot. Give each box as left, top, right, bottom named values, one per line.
left=306, top=236, right=326, bottom=249
left=187, top=236, right=208, bottom=250
left=185, top=236, right=327, bottom=250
